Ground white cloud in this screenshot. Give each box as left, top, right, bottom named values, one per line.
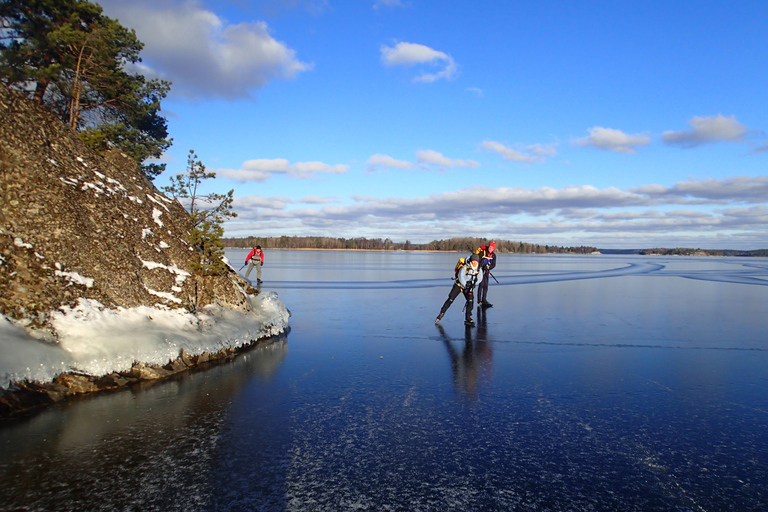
left=214, top=168, right=272, bottom=182
left=216, top=158, right=348, bottom=181
left=380, top=41, right=458, bottom=82
left=480, top=141, right=543, bottom=163
left=98, top=0, right=312, bottom=99
left=573, top=127, right=651, bottom=154
left=662, top=115, right=748, bottom=147
left=630, top=176, right=768, bottom=203
left=366, top=154, right=415, bottom=171
left=466, top=87, right=484, bottom=97
left=416, top=150, right=479, bottom=168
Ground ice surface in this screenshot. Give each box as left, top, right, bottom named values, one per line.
left=0, top=292, right=290, bottom=389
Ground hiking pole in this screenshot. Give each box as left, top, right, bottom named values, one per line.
left=238, top=263, right=246, bottom=271
left=487, top=271, right=499, bottom=284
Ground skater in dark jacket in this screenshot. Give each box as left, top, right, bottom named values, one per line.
left=476, top=241, right=497, bottom=307
left=436, top=254, right=484, bottom=326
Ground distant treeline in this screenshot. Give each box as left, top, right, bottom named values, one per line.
left=640, top=248, right=768, bottom=257
left=223, top=236, right=598, bottom=254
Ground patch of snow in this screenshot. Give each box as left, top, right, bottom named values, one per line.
left=146, top=194, right=169, bottom=212
left=59, top=177, right=79, bottom=186
left=0, top=293, right=290, bottom=388
left=142, top=228, right=154, bottom=239
left=76, top=156, right=88, bottom=167
left=47, top=158, right=59, bottom=167
left=14, top=237, right=33, bottom=249
left=55, top=270, right=95, bottom=288
left=143, top=285, right=182, bottom=304
left=81, top=182, right=105, bottom=194
left=152, top=207, right=164, bottom=227
left=128, top=196, right=143, bottom=204
left=139, top=259, right=191, bottom=278
left=159, top=241, right=170, bottom=249
left=34, top=252, right=44, bottom=259
left=93, top=170, right=105, bottom=179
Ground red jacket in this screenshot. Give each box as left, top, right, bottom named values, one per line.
left=246, top=249, right=264, bottom=264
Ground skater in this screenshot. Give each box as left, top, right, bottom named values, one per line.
left=476, top=241, right=497, bottom=308
left=244, top=245, right=264, bottom=283
left=435, top=253, right=484, bottom=326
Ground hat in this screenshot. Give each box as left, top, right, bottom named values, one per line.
left=468, top=254, right=480, bottom=263
left=489, top=241, right=496, bottom=248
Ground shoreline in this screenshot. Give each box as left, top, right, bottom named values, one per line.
left=0, top=331, right=288, bottom=420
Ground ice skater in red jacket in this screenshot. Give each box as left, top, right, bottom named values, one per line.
left=245, top=245, right=264, bottom=283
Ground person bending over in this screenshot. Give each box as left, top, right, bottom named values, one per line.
left=436, top=254, right=484, bottom=327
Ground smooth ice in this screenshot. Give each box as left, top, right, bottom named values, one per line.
left=1, top=251, right=767, bottom=512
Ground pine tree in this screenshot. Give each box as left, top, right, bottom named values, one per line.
left=0, top=0, right=171, bottom=179
left=163, top=150, right=237, bottom=275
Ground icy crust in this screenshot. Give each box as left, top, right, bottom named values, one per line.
left=0, top=292, right=290, bottom=389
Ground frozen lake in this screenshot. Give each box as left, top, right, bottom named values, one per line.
left=2, top=251, right=768, bottom=511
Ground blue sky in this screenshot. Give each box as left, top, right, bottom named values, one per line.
left=97, top=0, right=768, bottom=249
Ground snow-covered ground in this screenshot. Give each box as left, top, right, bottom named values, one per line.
left=0, top=292, right=290, bottom=389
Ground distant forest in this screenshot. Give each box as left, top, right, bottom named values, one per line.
left=640, top=248, right=768, bottom=257
left=223, top=236, right=598, bottom=254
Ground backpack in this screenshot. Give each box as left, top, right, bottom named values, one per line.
left=453, top=257, right=466, bottom=278
left=453, top=253, right=474, bottom=278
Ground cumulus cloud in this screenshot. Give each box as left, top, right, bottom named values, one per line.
left=98, top=0, right=311, bottom=99
left=573, top=127, right=651, bottom=154
left=216, top=158, right=348, bottom=181
left=380, top=41, right=458, bottom=82
left=415, top=150, right=479, bottom=168
left=366, top=154, right=415, bottom=171
left=480, top=141, right=546, bottom=163
left=662, top=115, right=748, bottom=147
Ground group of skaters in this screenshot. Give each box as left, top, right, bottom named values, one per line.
left=242, top=241, right=498, bottom=328
left=436, top=241, right=497, bottom=327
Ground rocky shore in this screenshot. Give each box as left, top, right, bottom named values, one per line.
left=0, top=85, right=289, bottom=418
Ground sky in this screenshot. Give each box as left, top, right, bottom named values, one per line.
left=95, top=0, right=768, bottom=249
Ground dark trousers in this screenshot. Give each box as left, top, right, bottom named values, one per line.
left=439, top=284, right=474, bottom=321
left=477, top=276, right=489, bottom=303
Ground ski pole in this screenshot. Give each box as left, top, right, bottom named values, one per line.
left=488, top=271, right=499, bottom=284
left=238, top=263, right=246, bottom=271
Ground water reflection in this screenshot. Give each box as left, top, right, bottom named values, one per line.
left=0, top=335, right=288, bottom=512
left=436, top=307, right=494, bottom=400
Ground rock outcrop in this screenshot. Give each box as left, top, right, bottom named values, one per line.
left=0, top=84, right=254, bottom=331
left=0, top=85, right=281, bottom=416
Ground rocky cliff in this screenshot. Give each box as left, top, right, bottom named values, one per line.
left=0, top=85, right=255, bottom=330
left=0, top=85, right=282, bottom=415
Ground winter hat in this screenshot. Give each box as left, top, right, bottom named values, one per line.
left=489, top=241, right=496, bottom=249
